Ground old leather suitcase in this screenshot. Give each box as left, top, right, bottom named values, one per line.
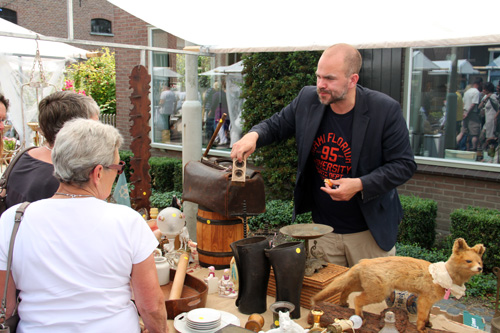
left=183, top=158, right=265, bottom=217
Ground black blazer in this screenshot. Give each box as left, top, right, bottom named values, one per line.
left=251, top=85, right=417, bottom=251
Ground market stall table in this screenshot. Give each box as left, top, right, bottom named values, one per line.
left=163, top=264, right=484, bottom=333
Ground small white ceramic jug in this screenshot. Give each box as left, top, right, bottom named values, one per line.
left=155, top=256, right=170, bottom=285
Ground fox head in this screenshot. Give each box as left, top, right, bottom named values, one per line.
left=447, top=238, right=485, bottom=284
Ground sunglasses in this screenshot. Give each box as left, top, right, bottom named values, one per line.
left=105, top=160, right=125, bottom=175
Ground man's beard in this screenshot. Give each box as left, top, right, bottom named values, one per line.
left=317, top=87, right=348, bottom=105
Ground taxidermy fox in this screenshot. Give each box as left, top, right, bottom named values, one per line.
left=312, top=238, right=485, bottom=332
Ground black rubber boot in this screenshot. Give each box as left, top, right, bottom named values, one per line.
left=230, top=236, right=270, bottom=314
left=265, top=241, right=306, bottom=319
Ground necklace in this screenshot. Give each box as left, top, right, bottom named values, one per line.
left=55, top=192, right=93, bottom=198
left=43, top=145, right=52, bottom=151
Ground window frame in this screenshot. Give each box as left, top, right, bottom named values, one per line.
left=404, top=47, right=500, bottom=173
left=90, top=18, right=113, bottom=36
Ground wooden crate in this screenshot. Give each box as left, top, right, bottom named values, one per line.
left=267, top=263, right=348, bottom=309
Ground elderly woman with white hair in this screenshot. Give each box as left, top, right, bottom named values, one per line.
left=0, top=119, right=167, bottom=332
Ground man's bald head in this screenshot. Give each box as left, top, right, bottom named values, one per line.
left=321, top=43, right=362, bottom=77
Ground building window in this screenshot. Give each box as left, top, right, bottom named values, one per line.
left=408, top=45, right=500, bottom=167
left=148, top=28, right=240, bottom=154
left=91, top=19, right=112, bottom=35
left=0, top=8, right=17, bottom=24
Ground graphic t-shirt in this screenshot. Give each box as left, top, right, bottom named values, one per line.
left=310, top=106, right=368, bottom=233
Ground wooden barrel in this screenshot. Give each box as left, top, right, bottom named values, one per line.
left=196, top=207, right=244, bottom=269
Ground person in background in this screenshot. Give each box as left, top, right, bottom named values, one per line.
left=211, top=80, right=229, bottom=146
left=203, top=82, right=218, bottom=142
left=479, top=82, right=499, bottom=152
left=5, top=91, right=100, bottom=209
left=459, top=78, right=483, bottom=151
left=455, top=90, right=464, bottom=135
left=0, top=94, right=8, bottom=133
left=0, top=118, right=167, bottom=332
left=0, top=94, right=9, bottom=154
left=159, top=84, right=176, bottom=132
left=231, top=43, right=416, bottom=267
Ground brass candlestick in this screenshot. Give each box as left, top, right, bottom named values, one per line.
left=309, top=309, right=326, bottom=332
left=27, top=122, right=41, bottom=146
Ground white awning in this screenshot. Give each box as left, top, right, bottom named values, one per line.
left=0, top=18, right=89, bottom=59
left=108, top=0, right=500, bottom=53
left=432, top=60, right=479, bottom=75
left=153, top=67, right=183, bottom=78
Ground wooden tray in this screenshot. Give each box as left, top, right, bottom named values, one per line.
left=161, top=269, right=208, bottom=319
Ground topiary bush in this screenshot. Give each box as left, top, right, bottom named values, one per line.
left=398, top=195, right=437, bottom=249
left=240, top=51, right=321, bottom=200
left=450, top=206, right=500, bottom=271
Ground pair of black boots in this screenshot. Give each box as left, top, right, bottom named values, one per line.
left=230, top=236, right=306, bottom=318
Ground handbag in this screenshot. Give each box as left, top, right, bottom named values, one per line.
left=0, top=201, right=30, bottom=333
left=0, top=148, right=36, bottom=216
left=183, top=158, right=265, bottom=217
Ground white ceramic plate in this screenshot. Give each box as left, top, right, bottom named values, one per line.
left=187, top=308, right=221, bottom=324
left=174, top=310, right=240, bottom=333
left=186, top=319, right=221, bottom=330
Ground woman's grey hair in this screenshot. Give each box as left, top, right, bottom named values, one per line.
left=52, top=118, right=123, bottom=185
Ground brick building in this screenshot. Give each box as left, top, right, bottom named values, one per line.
left=2, top=1, right=500, bottom=237
left=0, top=0, right=179, bottom=151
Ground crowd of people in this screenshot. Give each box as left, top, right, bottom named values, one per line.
left=456, top=78, right=500, bottom=159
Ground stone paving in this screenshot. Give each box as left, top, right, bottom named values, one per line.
left=434, top=298, right=496, bottom=332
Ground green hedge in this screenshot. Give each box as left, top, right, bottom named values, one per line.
left=450, top=206, right=500, bottom=270
left=399, top=195, right=437, bottom=249
left=247, top=195, right=438, bottom=248
left=395, top=242, right=496, bottom=298
left=150, top=190, right=183, bottom=211
left=247, top=200, right=312, bottom=231
left=119, top=151, right=183, bottom=193
left=241, top=52, right=321, bottom=200
left=149, top=156, right=183, bottom=192
left=119, top=150, right=134, bottom=181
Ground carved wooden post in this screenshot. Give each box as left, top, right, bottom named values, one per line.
left=128, top=65, right=152, bottom=212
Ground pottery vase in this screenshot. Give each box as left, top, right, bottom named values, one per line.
left=155, top=256, right=170, bottom=285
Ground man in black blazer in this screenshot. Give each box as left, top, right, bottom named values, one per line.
left=231, top=44, right=416, bottom=267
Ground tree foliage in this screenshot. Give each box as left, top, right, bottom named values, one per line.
left=63, top=47, right=116, bottom=114
left=240, top=51, right=321, bottom=199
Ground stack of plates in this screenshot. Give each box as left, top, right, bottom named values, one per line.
left=186, top=308, right=221, bottom=331
left=174, top=309, right=240, bottom=333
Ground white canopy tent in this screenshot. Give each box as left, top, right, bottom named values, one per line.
left=0, top=18, right=88, bottom=59
left=430, top=60, right=480, bottom=75
left=153, top=67, right=182, bottom=78
left=487, top=56, right=500, bottom=69
left=0, top=18, right=89, bottom=147
left=108, top=0, right=500, bottom=53
left=412, top=51, right=439, bottom=71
